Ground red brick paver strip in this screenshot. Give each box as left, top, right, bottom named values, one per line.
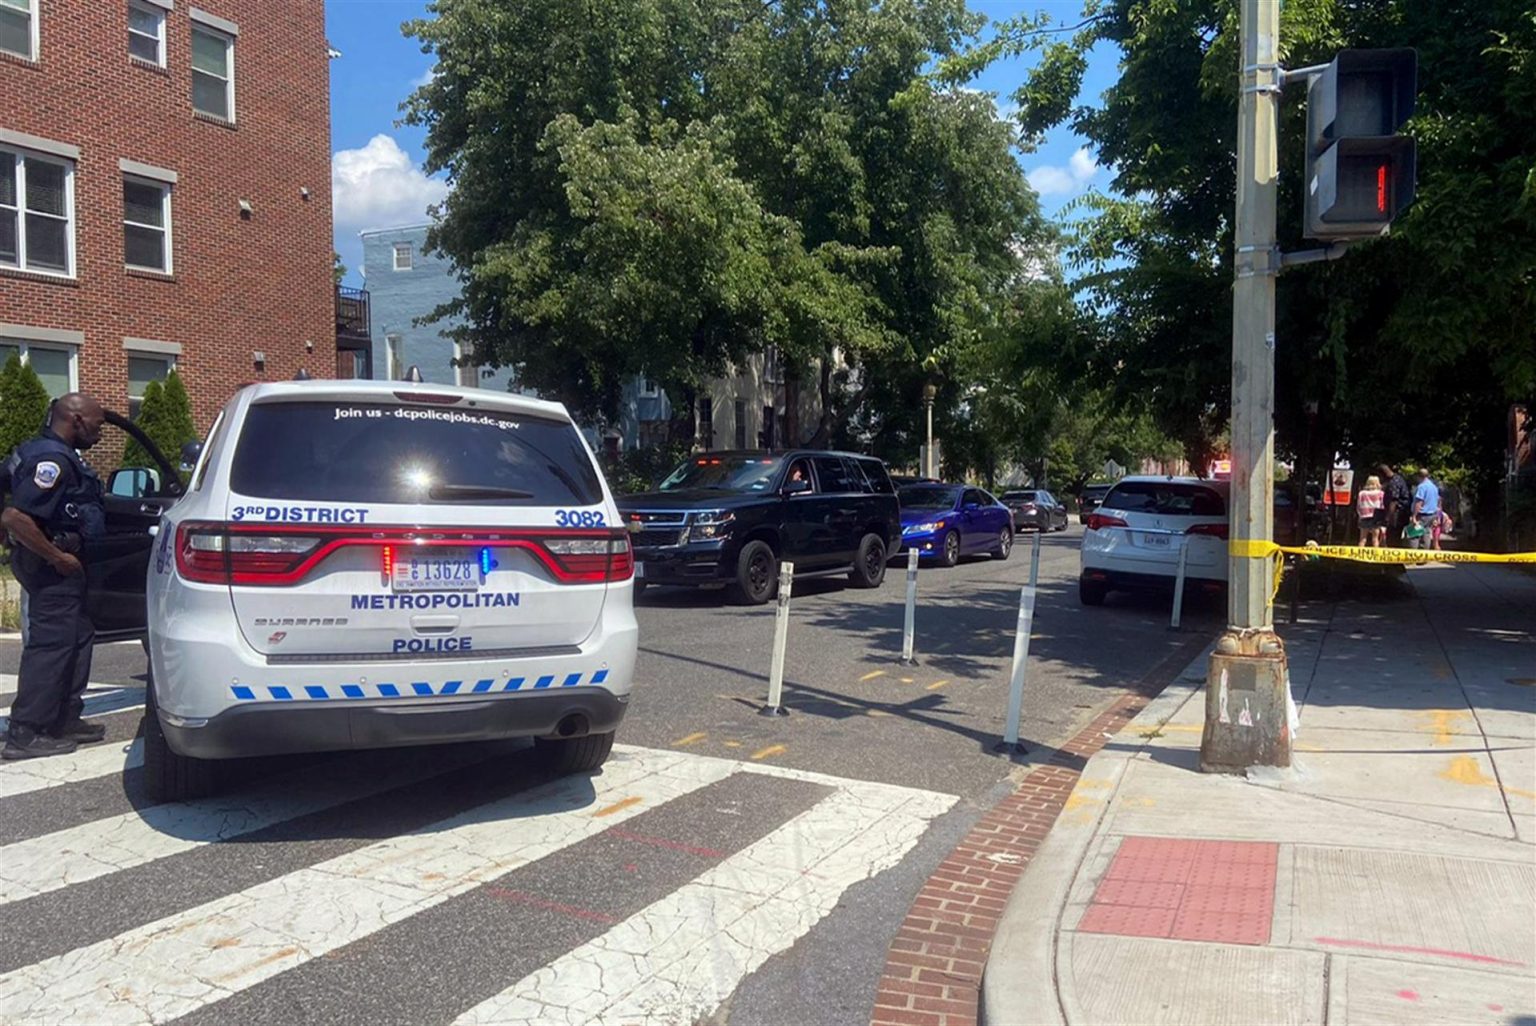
left=870, top=633, right=1212, bottom=1026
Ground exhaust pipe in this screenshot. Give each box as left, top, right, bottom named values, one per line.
left=555, top=713, right=588, bottom=738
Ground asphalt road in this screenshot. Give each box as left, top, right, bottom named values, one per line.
left=0, top=523, right=1220, bottom=1026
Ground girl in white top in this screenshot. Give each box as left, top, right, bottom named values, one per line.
left=1356, top=475, right=1386, bottom=547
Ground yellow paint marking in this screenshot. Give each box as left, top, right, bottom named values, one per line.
left=859, top=671, right=886, bottom=682
left=1439, top=755, right=1496, bottom=788
left=926, top=680, right=950, bottom=691
left=751, top=744, right=787, bottom=761
left=722, top=740, right=743, bottom=748
left=1507, top=786, right=1536, bottom=801
left=672, top=731, right=708, bottom=748
left=593, top=796, right=643, bottom=817
left=1418, top=709, right=1470, bottom=747
left=1122, top=796, right=1157, bottom=808
left=1063, top=792, right=1102, bottom=811
left=866, top=709, right=892, bottom=718
left=1294, top=742, right=1325, bottom=753
left=1075, top=778, right=1113, bottom=791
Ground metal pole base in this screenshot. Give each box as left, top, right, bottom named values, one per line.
left=896, top=656, right=920, bottom=667
left=991, top=741, right=1029, bottom=756
left=758, top=705, right=790, bottom=718
left=1200, top=631, right=1291, bottom=774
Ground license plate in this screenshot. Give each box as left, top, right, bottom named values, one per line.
left=1141, top=532, right=1171, bottom=547
left=392, top=549, right=482, bottom=591
left=634, top=561, right=646, bottom=580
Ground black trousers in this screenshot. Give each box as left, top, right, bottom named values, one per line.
left=9, top=550, right=95, bottom=732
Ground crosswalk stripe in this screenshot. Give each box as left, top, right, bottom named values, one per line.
left=0, top=738, right=143, bottom=800
left=0, top=747, right=730, bottom=1025
left=455, top=770, right=955, bottom=1025
left=0, top=687, right=145, bottom=733
left=0, top=742, right=497, bottom=905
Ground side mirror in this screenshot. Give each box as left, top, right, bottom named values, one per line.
left=784, top=478, right=812, bottom=496
left=179, top=441, right=203, bottom=474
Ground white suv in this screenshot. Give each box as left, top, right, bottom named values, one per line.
left=1078, top=476, right=1229, bottom=605
left=144, top=381, right=637, bottom=801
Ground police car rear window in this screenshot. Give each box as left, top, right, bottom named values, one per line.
left=229, top=401, right=602, bottom=505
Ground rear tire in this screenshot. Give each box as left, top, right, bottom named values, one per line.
left=849, top=533, right=888, bottom=588
left=536, top=730, right=615, bottom=775
left=992, top=527, right=1013, bottom=560
left=142, top=683, right=220, bottom=803
left=1078, top=576, right=1108, bottom=606
left=939, top=530, right=961, bottom=568
left=729, top=540, right=778, bottom=605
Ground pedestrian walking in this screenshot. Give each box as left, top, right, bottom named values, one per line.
left=2, top=393, right=109, bottom=760
left=1411, top=467, right=1442, bottom=552
left=1379, top=463, right=1411, bottom=545
left=1356, top=475, right=1385, bottom=548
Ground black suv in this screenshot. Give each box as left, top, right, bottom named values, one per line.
left=618, top=450, right=902, bottom=604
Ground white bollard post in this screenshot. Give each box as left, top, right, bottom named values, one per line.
left=998, top=535, right=1043, bottom=752
left=899, top=547, right=919, bottom=664
left=1170, top=538, right=1188, bottom=631
left=760, top=561, right=795, bottom=717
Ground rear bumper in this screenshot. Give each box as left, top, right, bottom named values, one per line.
left=633, top=541, right=731, bottom=585
left=1011, top=510, right=1050, bottom=529
left=161, top=687, right=628, bottom=760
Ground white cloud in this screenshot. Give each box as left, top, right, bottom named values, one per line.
left=410, top=65, right=437, bottom=89
left=1026, top=146, right=1100, bottom=197
left=331, top=133, right=448, bottom=234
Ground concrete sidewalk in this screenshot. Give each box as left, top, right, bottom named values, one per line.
left=981, top=563, right=1536, bottom=1026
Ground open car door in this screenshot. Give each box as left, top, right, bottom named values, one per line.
left=83, top=411, right=185, bottom=643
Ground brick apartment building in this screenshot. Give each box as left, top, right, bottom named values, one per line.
left=0, top=0, right=334, bottom=437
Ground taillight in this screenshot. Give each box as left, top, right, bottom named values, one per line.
left=1186, top=523, right=1230, bottom=540
left=176, top=523, right=320, bottom=585
left=1086, top=513, right=1129, bottom=531
left=541, top=536, right=633, bottom=582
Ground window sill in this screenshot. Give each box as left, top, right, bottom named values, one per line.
left=192, top=110, right=237, bottom=130
left=0, top=50, right=39, bottom=70
left=0, top=266, right=79, bottom=286
left=129, top=56, right=169, bottom=75
left=126, top=267, right=175, bottom=282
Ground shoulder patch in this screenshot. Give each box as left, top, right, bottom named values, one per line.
left=33, top=461, right=61, bottom=489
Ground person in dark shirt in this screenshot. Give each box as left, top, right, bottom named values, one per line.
left=1378, top=463, right=1412, bottom=546
left=2, top=393, right=108, bottom=760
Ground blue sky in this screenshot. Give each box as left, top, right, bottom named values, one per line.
left=325, top=0, right=1119, bottom=287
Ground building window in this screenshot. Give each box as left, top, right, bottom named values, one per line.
left=123, top=176, right=171, bottom=272
left=0, top=0, right=36, bottom=61
left=191, top=25, right=234, bottom=121
left=393, top=242, right=413, bottom=271
left=0, top=148, right=74, bottom=276
left=698, top=397, right=713, bottom=450
left=639, top=376, right=659, bottom=398
left=127, top=353, right=173, bottom=418
left=734, top=398, right=747, bottom=449
left=385, top=333, right=403, bottom=381
left=128, top=2, right=165, bottom=66
left=0, top=339, right=77, bottom=398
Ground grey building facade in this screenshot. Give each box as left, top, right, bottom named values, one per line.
left=360, top=225, right=513, bottom=391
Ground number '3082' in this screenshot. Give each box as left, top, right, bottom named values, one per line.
left=555, top=509, right=607, bottom=527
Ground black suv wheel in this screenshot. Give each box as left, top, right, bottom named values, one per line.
left=535, top=731, right=615, bottom=775
left=849, top=533, right=888, bottom=588
left=729, top=540, right=779, bottom=605
left=1078, top=574, right=1108, bottom=606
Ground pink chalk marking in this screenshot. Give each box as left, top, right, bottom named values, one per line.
left=1313, top=937, right=1527, bottom=967
left=484, top=887, right=618, bottom=924
left=607, top=828, right=727, bottom=859
left=1396, top=990, right=1420, bottom=1002
left=1488, top=1005, right=1504, bottom=1013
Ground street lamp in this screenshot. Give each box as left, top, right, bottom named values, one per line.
left=921, top=381, right=938, bottom=478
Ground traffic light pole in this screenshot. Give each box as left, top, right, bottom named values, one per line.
left=1200, top=0, right=1293, bottom=774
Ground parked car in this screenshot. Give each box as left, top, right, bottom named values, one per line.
left=145, top=380, right=637, bottom=801
left=1001, top=489, right=1068, bottom=532
left=897, top=483, right=1014, bottom=566
left=1079, top=476, right=1228, bottom=605
left=889, top=474, right=940, bottom=487
left=1077, top=483, right=1113, bottom=524
left=619, top=450, right=901, bottom=604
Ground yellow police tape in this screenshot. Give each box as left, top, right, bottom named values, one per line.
left=1227, top=539, right=1536, bottom=604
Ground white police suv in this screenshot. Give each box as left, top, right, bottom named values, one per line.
left=143, top=380, right=637, bottom=801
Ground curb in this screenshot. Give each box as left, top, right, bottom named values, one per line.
left=869, top=633, right=1214, bottom=1026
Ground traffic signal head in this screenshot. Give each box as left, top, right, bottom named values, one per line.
left=1304, top=49, right=1418, bottom=239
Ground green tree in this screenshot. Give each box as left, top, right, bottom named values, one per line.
left=403, top=0, right=1050, bottom=445
left=0, top=355, right=52, bottom=463
left=123, top=371, right=197, bottom=475
left=956, top=0, right=1535, bottom=526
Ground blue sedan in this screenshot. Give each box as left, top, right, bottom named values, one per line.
left=897, top=484, right=1014, bottom=566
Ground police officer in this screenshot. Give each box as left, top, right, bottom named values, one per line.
left=2, top=393, right=108, bottom=760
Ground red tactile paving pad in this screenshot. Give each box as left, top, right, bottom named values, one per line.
left=1078, top=837, right=1278, bottom=945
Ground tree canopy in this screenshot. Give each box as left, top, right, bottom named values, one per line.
left=403, top=0, right=1055, bottom=445
left=959, top=0, right=1535, bottom=508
